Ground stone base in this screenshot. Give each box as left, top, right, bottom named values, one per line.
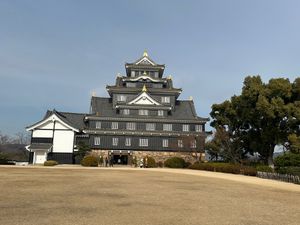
left=90, top=149, right=205, bottom=165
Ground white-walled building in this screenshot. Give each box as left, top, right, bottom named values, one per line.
left=26, top=110, right=85, bottom=164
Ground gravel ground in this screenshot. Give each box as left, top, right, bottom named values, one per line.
left=0, top=166, right=299, bottom=225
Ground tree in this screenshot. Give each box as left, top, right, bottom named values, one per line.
left=210, top=76, right=300, bottom=166
left=205, top=127, right=245, bottom=163
left=288, top=134, right=300, bottom=153
left=0, top=131, right=11, bottom=144
left=74, top=141, right=91, bottom=162
left=181, top=135, right=205, bottom=161
left=14, top=132, right=30, bottom=145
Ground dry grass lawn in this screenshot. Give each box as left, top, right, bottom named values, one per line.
left=0, top=166, right=300, bottom=225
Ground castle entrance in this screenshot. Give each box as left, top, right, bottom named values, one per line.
left=109, top=150, right=132, bottom=165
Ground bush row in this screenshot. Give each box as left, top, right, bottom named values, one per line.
left=188, top=162, right=257, bottom=176
left=81, top=155, right=98, bottom=167
left=44, top=160, right=58, bottom=166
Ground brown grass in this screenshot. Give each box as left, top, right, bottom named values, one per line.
left=0, top=166, right=300, bottom=225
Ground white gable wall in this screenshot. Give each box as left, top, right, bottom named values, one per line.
left=53, top=130, right=74, bottom=153
left=32, top=129, right=53, bottom=138
left=29, top=116, right=76, bottom=153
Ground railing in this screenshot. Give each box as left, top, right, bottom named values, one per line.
left=257, top=171, right=300, bottom=185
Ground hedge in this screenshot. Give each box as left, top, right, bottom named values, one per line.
left=81, top=155, right=98, bottom=167
left=44, top=160, right=58, bottom=166
left=164, top=157, right=186, bottom=168
left=189, top=162, right=257, bottom=176
left=144, top=156, right=156, bottom=168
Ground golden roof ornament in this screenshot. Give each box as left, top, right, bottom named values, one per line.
left=143, top=71, right=147, bottom=75
left=142, top=84, right=147, bottom=92
left=143, top=50, right=148, bottom=57
left=167, top=75, right=172, bottom=80
left=189, top=96, right=193, bottom=101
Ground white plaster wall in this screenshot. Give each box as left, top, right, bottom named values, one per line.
left=53, top=130, right=74, bottom=153
left=32, top=129, right=53, bottom=138
left=42, top=120, right=55, bottom=129
left=55, top=122, right=69, bottom=129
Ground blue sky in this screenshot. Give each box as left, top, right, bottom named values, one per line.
left=0, top=0, right=299, bottom=135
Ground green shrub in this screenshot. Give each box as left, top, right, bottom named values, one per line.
left=44, top=160, right=58, bottom=166
left=241, top=166, right=257, bottom=176
left=184, top=161, right=192, bottom=168
left=144, top=156, right=156, bottom=168
left=164, top=157, right=186, bottom=168
left=188, top=162, right=214, bottom=171
left=157, top=161, right=164, bottom=168
left=256, top=165, right=274, bottom=173
left=189, top=162, right=256, bottom=175
left=276, top=167, right=300, bottom=176
left=0, top=152, right=9, bottom=164
left=81, top=155, right=98, bottom=167
left=274, top=152, right=300, bottom=168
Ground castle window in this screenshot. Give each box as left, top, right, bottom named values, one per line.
left=153, top=83, right=162, bottom=88
left=190, top=140, right=197, bottom=148
left=117, top=95, right=126, bottom=102
left=154, top=72, right=159, bottom=78
left=126, top=82, right=136, bottom=88
left=146, top=123, right=155, bottom=131
left=125, top=138, right=131, bottom=146
left=95, top=121, right=101, bottom=129
left=178, top=140, right=183, bottom=148
left=158, top=110, right=164, bottom=116
left=162, top=139, right=168, bottom=148
left=112, top=137, right=118, bottom=146
left=195, top=125, right=203, bottom=132
left=139, top=109, right=149, bottom=116
left=94, top=137, right=100, bottom=146
left=131, top=71, right=135, bottom=77
left=111, top=122, right=118, bottom=130
left=161, top=96, right=170, bottom=103
left=183, top=124, right=190, bottom=132
left=163, top=124, right=172, bottom=131
left=139, top=138, right=148, bottom=147
left=126, top=122, right=136, bottom=130
left=123, top=109, right=130, bottom=115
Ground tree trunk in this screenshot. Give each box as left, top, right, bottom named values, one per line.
left=267, top=144, right=275, bottom=168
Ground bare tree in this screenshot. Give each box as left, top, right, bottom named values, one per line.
left=0, top=131, right=12, bottom=144
left=14, top=132, right=30, bottom=145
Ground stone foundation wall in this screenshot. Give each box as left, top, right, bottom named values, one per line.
left=132, top=151, right=205, bottom=164
left=90, top=149, right=205, bottom=165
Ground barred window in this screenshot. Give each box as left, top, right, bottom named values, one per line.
left=139, top=138, right=148, bottom=147
left=183, top=124, right=190, bottom=132
left=126, top=122, right=136, bottom=130
left=111, top=122, right=118, bottom=130
left=94, top=137, right=100, bottom=146
left=123, top=109, right=130, bottom=115
left=195, top=125, right=203, bottom=132
left=125, top=138, right=131, bottom=146
left=126, top=83, right=136, bottom=88
left=146, top=123, right=155, bottom=131
left=95, top=121, right=101, bottom=129
left=153, top=83, right=162, bottom=88
left=112, top=137, right=118, bottom=146
left=131, top=71, right=135, bottom=77
left=117, top=95, right=126, bottom=102
left=161, top=96, right=170, bottom=103
left=190, top=140, right=197, bottom=148
left=162, top=139, right=168, bottom=148
left=178, top=139, right=183, bottom=148
left=139, top=109, right=149, bottom=116
left=154, top=72, right=159, bottom=78
left=163, top=124, right=172, bottom=131
left=158, top=110, right=164, bottom=116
